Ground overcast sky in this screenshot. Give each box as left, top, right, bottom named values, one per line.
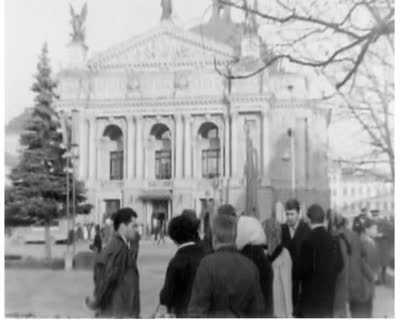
left=4, top=0, right=368, bottom=159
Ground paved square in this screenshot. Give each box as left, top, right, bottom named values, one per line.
left=5, top=241, right=394, bottom=317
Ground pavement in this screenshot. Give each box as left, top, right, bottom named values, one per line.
left=5, top=240, right=395, bottom=318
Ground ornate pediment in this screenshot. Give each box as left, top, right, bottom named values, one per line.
left=88, top=23, right=235, bottom=70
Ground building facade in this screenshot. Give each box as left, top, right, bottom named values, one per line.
left=56, top=2, right=330, bottom=231
left=329, top=164, right=394, bottom=217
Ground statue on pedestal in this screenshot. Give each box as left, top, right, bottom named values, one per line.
left=161, top=0, right=172, bottom=20
left=70, top=2, right=87, bottom=43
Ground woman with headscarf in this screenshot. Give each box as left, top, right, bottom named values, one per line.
left=236, top=216, right=273, bottom=317
left=329, top=211, right=351, bottom=317
left=263, top=218, right=293, bottom=318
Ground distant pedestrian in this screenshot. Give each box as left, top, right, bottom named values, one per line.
left=83, top=224, right=89, bottom=241
left=372, top=213, right=393, bottom=284
left=264, top=217, right=293, bottom=318
left=298, top=204, right=343, bottom=318
left=281, top=198, right=311, bottom=316
left=236, top=216, right=273, bottom=317
left=85, top=208, right=140, bottom=318
left=157, top=212, right=166, bottom=245
left=159, top=215, right=206, bottom=317
left=188, top=206, right=265, bottom=317
left=90, top=224, right=102, bottom=254
left=348, top=215, right=379, bottom=317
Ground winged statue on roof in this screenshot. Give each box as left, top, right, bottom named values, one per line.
left=70, top=2, right=87, bottom=43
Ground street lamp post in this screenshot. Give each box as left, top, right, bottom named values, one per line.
left=283, top=128, right=296, bottom=197
left=288, top=128, right=296, bottom=197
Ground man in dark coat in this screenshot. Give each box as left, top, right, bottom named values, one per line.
left=160, top=214, right=206, bottom=317
left=188, top=206, right=265, bottom=318
left=299, top=204, right=343, bottom=318
left=86, top=208, right=140, bottom=318
left=281, top=198, right=311, bottom=316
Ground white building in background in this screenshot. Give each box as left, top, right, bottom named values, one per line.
left=329, top=163, right=393, bottom=217
left=56, top=1, right=331, bottom=233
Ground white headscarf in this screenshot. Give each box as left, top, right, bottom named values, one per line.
left=235, top=216, right=267, bottom=251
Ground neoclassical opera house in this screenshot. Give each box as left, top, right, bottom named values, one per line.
left=56, top=1, right=331, bottom=231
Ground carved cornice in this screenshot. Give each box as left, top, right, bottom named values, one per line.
left=56, top=96, right=226, bottom=108
left=88, top=24, right=235, bottom=70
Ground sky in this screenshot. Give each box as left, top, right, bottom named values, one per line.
left=4, top=0, right=371, bottom=159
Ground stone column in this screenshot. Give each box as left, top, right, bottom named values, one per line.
left=78, top=113, right=88, bottom=179
left=231, top=112, right=239, bottom=177
left=224, top=115, right=230, bottom=177
left=262, top=110, right=270, bottom=178
left=219, top=123, right=224, bottom=178
left=135, top=115, right=143, bottom=179
left=88, top=116, right=97, bottom=180
left=184, top=114, right=192, bottom=178
left=175, top=114, right=183, bottom=179
left=127, top=115, right=135, bottom=179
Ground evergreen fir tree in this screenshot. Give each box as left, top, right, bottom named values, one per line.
left=5, top=43, right=91, bottom=259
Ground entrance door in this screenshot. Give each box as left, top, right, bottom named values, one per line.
left=104, top=199, right=120, bottom=222
left=151, top=200, right=169, bottom=234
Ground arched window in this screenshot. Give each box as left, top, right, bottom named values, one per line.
left=150, top=123, right=172, bottom=180
left=103, top=125, right=124, bottom=180
left=198, top=122, right=220, bottom=179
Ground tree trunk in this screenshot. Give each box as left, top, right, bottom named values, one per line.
left=44, top=223, right=52, bottom=261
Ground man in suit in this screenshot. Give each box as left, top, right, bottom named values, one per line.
left=299, top=204, right=343, bottom=317
left=281, top=198, right=311, bottom=316
left=188, top=205, right=265, bottom=318
left=86, top=208, right=141, bottom=318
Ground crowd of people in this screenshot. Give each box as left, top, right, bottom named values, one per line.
left=84, top=199, right=393, bottom=318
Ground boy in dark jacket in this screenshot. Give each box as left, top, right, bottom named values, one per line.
left=159, top=214, right=206, bottom=317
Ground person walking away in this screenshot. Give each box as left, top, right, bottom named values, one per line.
left=330, top=213, right=352, bottom=317
left=85, top=208, right=140, bottom=318
left=188, top=205, right=265, bottom=317
left=281, top=198, right=311, bottom=316
left=159, top=215, right=206, bottom=317
left=348, top=215, right=379, bottom=317
left=157, top=212, right=166, bottom=245
left=264, top=217, right=293, bottom=318
left=90, top=224, right=103, bottom=254
left=236, top=216, right=273, bottom=317
left=298, top=204, right=343, bottom=318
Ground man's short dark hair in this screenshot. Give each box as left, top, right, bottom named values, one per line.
left=285, top=199, right=300, bottom=212
left=113, top=207, right=137, bottom=231
left=217, top=204, right=236, bottom=217
left=307, top=204, right=325, bottom=224
left=168, top=215, right=197, bottom=245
